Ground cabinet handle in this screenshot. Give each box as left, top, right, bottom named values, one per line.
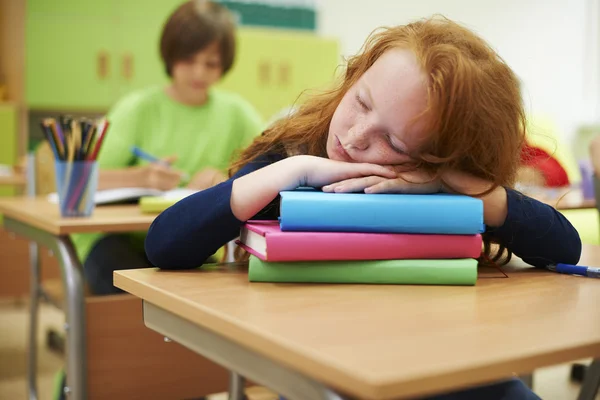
left=96, top=51, right=109, bottom=80
left=122, top=53, right=134, bottom=81
left=258, top=60, right=270, bottom=86
left=279, top=62, right=291, bottom=86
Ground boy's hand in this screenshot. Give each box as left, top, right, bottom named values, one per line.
left=186, top=168, right=227, bottom=190
left=142, top=155, right=183, bottom=191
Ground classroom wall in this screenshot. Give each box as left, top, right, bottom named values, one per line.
left=317, top=0, right=598, bottom=146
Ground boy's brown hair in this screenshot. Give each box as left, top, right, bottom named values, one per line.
left=160, top=0, right=236, bottom=77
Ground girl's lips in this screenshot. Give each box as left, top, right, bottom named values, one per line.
left=335, top=136, right=353, bottom=161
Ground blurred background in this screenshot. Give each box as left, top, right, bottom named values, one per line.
left=2, top=0, right=600, bottom=158
left=1, top=1, right=599, bottom=399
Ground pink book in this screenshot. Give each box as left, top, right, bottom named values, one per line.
left=237, top=220, right=482, bottom=262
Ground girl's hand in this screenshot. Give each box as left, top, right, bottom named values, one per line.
left=322, top=169, right=442, bottom=194
left=230, top=155, right=396, bottom=222
left=291, top=155, right=397, bottom=189
left=322, top=167, right=508, bottom=227
left=297, top=156, right=396, bottom=188
left=443, top=170, right=508, bottom=227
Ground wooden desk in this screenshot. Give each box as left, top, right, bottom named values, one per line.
left=0, top=173, right=25, bottom=186
left=525, top=187, right=596, bottom=210
left=115, top=245, right=600, bottom=400
left=0, top=197, right=155, bottom=400
left=549, top=196, right=595, bottom=211
left=0, top=197, right=154, bottom=234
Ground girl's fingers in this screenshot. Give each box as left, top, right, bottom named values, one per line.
left=323, top=176, right=387, bottom=193
left=365, top=179, right=441, bottom=194
left=362, top=164, right=397, bottom=178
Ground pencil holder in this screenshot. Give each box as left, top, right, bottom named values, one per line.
left=54, top=160, right=98, bottom=217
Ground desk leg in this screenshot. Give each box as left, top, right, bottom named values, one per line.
left=228, top=372, right=245, bottom=400
left=3, top=217, right=87, bottom=400
left=28, top=241, right=40, bottom=400
left=55, top=236, right=86, bottom=400
left=577, top=359, right=600, bottom=400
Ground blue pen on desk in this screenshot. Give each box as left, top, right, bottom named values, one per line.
left=131, top=146, right=189, bottom=181
left=548, top=263, right=600, bottom=278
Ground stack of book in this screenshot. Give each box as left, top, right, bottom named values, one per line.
left=237, top=188, right=485, bottom=286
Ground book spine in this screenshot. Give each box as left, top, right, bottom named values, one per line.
left=266, top=232, right=482, bottom=261
left=280, top=194, right=483, bottom=234
left=248, top=256, right=478, bottom=285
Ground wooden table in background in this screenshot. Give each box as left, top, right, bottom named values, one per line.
left=0, top=197, right=156, bottom=400
left=525, top=187, right=596, bottom=210
left=0, top=173, right=26, bottom=186
left=115, top=245, right=600, bottom=400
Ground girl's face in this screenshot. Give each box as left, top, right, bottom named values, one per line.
left=327, top=49, right=430, bottom=165
left=171, top=41, right=223, bottom=105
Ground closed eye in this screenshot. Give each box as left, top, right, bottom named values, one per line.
left=385, top=134, right=406, bottom=154
left=355, top=94, right=369, bottom=111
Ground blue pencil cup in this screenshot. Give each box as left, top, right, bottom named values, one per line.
left=54, top=160, right=99, bottom=217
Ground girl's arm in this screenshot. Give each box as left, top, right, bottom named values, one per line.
left=145, top=153, right=284, bottom=269
left=145, top=154, right=396, bottom=269
left=443, top=170, right=581, bottom=267
left=486, top=189, right=582, bottom=267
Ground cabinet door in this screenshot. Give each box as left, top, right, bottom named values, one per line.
left=217, top=29, right=340, bottom=121
left=113, top=18, right=170, bottom=98
left=113, top=0, right=181, bottom=97
left=26, top=16, right=117, bottom=110
left=217, top=29, right=287, bottom=120
left=269, top=31, right=340, bottom=114
left=27, top=0, right=114, bottom=18
left=0, top=104, right=17, bottom=197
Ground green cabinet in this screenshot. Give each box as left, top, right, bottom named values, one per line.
left=114, top=18, right=170, bottom=98
left=26, top=15, right=117, bottom=110
left=27, top=0, right=115, bottom=18
left=25, top=0, right=181, bottom=110
left=218, top=29, right=340, bottom=120
left=114, top=0, right=182, bottom=96
left=0, top=104, right=18, bottom=197
left=25, top=0, right=340, bottom=121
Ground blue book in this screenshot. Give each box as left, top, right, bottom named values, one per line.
left=279, top=190, right=484, bottom=234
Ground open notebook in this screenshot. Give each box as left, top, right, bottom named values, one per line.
left=47, top=187, right=198, bottom=207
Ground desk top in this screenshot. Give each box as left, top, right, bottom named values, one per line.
left=0, top=197, right=155, bottom=235
left=115, top=245, right=600, bottom=400
left=0, top=174, right=26, bottom=186
left=525, top=187, right=596, bottom=210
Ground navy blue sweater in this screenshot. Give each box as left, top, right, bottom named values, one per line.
left=145, top=153, right=582, bottom=269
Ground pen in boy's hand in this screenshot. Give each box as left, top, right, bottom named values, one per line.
left=131, top=146, right=190, bottom=182
left=547, top=263, right=600, bottom=278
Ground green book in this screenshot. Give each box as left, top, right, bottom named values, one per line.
left=139, top=196, right=180, bottom=214
left=248, top=256, right=478, bottom=286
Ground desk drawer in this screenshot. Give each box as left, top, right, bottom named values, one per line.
left=86, top=295, right=230, bottom=399
left=0, top=226, right=61, bottom=298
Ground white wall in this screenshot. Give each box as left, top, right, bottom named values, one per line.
left=317, top=0, right=598, bottom=146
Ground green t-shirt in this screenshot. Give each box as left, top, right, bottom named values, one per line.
left=71, top=86, right=263, bottom=262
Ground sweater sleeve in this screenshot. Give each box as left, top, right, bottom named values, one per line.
left=487, top=188, right=582, bottom=267
left=145, top=153, right=284, bottom=269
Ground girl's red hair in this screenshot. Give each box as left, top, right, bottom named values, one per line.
left=231, top=16, right=526, bottom=263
